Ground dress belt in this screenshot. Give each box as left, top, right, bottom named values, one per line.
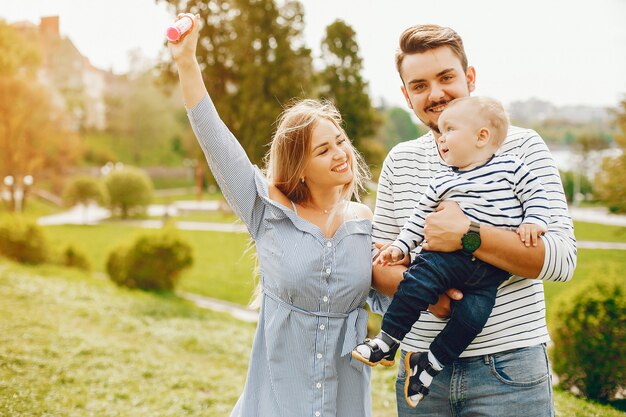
left=262, top=288, right=369, bottom=368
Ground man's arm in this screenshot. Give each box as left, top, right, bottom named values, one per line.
left=422, top=129, right=577, bottom=282
left=421, top=201, right=545, bottom=278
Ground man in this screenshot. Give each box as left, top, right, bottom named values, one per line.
left=371, top=24, right=576, bottom=416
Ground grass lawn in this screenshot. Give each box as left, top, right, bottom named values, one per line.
left=147, top=211, right=239, bottom=223
left=43, top=224, right=256, bottom=305
left=1, top=262, right=624, bottom=417
left=573, top=221, right=626, bottom=243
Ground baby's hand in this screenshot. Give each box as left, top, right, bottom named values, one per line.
left=516, top=223, right=547, bottom=247
left=373, top=246, right=405, bottom=267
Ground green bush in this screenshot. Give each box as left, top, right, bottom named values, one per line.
left=559, top=170, right=593, bottom=203
left=104, top=166, right=153, bottom=218
left=594, top=155, right=626, bottom=213
left=106, top=231, right=193, bottom=291
left=59, top=244, right=91, bottom=271
left=63, top=176, right=108, bottom=207
left=551, top=279, right=626, bottom=402
left=0, top=216, right=49, bottom=264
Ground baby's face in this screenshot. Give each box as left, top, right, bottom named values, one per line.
left=436, top=103, right=484, bottom=168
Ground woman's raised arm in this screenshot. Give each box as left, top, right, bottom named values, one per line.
left=169, top=14, right=207, bottom=109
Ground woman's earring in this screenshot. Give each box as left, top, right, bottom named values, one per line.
left=300, top=177, right=305, bottom=184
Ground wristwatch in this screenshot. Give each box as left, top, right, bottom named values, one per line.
left=461, top=220, right=481, bottom=254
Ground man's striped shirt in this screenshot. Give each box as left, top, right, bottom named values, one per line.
left=372, top=126, right=577, bottom=356
left=393, top=154, right=550, bottom=256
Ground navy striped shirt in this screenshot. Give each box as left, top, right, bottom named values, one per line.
left=393, top=154, right=550, bottom=255
left=372, top=127, right=577, bottom=356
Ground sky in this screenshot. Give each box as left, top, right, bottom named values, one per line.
left=1, top=0, right=625, bottom=109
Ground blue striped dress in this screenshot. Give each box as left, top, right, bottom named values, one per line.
left=187, top=94, right=379, bottom=417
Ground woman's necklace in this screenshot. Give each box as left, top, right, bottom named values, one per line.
left=306, top=200, right=343, bottom=215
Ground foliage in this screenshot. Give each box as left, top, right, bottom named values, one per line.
left=560, top=170, right=593, bottom=203
left=105, top=70, right=183, bottom=165
left=594, top=97, right=626, bottom=213
left=317, top=19, right=379, bottom=149
left=378, top=107, right=425, bottom=149
left=63, top=175, right=108, bottom=207
left=104, top=166, right=153, bottom=218
left=0, top=76, right=81, bottom=203
left=594, top=155, right=626, bottom=213
left=160, top=0, right=313, bottom=165
left=59, top=244, right=91, bottom=271
left=0, top=22, right=81, bottom=201
left=550, top=278, right=626, bottom=402
left=0, top=19, right=40, bottom=77
left=106, top=230, right=193, bottom=291
left=0, top=215, right=49, bottom=264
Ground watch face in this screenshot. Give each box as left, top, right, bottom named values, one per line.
left=462, top=232, right=481, bottom=253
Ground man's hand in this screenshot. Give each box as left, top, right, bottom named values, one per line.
left=428, top=288, right=464, bottom=318
left=422, top=201, right=469, bottom=252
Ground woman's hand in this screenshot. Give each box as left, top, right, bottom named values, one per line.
left=168, top=13, right=202, bottom=67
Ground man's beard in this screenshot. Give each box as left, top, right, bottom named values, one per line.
left=421, top=99, right=451, bottom=135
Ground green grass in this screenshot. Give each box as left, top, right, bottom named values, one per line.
left=573, top=221, right=626, bottom=243
left=147, top=211, right=239, bottom=223
left=1, top=262, right=624, bottom=417
left=43, top=224, right=256, bottom=305
left=0, top=197, right=64, bottom=221
left=151, top=191, right=223, bottom=205
left=0, top=261, right=252, bottom=417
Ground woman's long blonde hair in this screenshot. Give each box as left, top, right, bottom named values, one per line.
left=248, top=99, right=371, bottom=308
left=265, top=98, right=370, bottom=206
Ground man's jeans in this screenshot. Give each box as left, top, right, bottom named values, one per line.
left=395, top=344, right=554, bottom=417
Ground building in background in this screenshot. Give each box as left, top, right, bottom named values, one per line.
left=12, top=16, right=110, bottom=131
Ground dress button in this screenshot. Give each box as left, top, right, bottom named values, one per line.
left=315, top=412, right=321, bottom=417
left=317, top=353, right=322, bottom=359
left=316, top=382, right=322, bottom=389
left=326, top=242, right=332, bottom=247
left=322, top=296, right=329, bottom=302
left=325, top=268, right=331, bottom=274
left=319, top=324, right=325, bottom=330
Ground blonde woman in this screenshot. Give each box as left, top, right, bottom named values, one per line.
left=169, top=14, right=385, bottom=417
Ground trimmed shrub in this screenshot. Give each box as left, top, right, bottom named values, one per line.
left=106, top=231, right=193, bottom=291
left=0, top=216, right=49, bottom=264
left=63, top=175, right=108, bottom=207
left=104, top=166, right=153, bottom=218
left=551, top=279, right=626, bottom=402
left=60, top=244, right=91, bottom=271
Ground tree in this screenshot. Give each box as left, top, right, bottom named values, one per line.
left=379, top=107, right=425, bottom=150
left=104, top=167, right=153, bottom=218
left=0, top=19, right=40, bottom=77
left=105, top=65, right=182, bottom=165
left=317, top=20, right=378, bottom=149
left=571, top=132, right=609, bottom=204
left=159, top=0, right=313, bottom=164
left=594, top=98, right=626, bottom=213
left=63, top=176, right=109, bottom=224
left=0, top=21, right=81, bottom=210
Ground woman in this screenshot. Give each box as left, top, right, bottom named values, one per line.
left=169, top=14, right=385, bottom=417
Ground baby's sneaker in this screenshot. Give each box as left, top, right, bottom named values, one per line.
left=403, top=351, right=442, bottom=407
left=351, top=331, right=399, bottom=367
